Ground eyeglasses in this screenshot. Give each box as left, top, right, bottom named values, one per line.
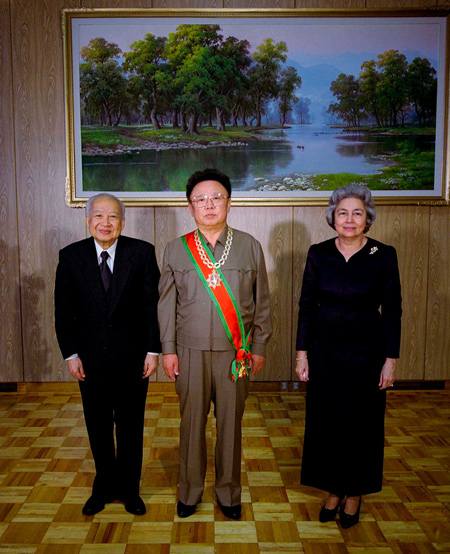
left=190, top=194, right=229, bottom=207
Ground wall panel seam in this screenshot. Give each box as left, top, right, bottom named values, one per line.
left=9, top=0, right=25, bottom=382
left=290, top=206, right=294, bottom=381
left=423, top=206, right=431, bottom=380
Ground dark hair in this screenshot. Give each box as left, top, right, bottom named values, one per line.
left=186, top=168, right=232, bottom=200
left=86, top=193, right=125, bottom=220
left=326, top=183, right=376, bottom=234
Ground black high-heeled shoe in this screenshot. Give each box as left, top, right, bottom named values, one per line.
left=319, top=495, right=344, bottom=523
left=340, top=496, right=361, bottom=529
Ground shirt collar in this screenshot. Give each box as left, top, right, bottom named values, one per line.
left=202, top=225, right=228, bottom=248
left=94, top=238, right=118, bottom=263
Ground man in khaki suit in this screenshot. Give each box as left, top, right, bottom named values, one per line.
left=158, top=168, right=272, bottom=520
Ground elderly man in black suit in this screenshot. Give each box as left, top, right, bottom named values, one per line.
left=55, top=193, right=160, bottom=516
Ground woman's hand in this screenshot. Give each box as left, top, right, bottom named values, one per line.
left=379, top=358, right=397, bottom=389
left=295, top=351, right=309, bottom=382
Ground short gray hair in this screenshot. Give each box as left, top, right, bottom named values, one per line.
left=326, top=183, right=376, bottom=234
left=86, top=193, right=125, bottom=220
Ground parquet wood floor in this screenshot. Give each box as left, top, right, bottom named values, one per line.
left=1, top=385, right=449, bottom=553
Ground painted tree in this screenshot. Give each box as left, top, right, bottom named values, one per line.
left=329, top=51, right=437, bottom=128
left=123, top=34, right=168, bottom=130
left=406, top=57, right=437, bottom=126
left=79, top=37, right=127, bottom=126
left=165, top=24, right=223, bottom=134
left=358, top=60, right=387, bottom=127
left=248, top=38, right=288, bottom=127
left=328, top=74, right=365, bottom=127
left=294, top=97, right=312, bottom=124
left=278, top=66, right=302, bottom=127
left=213, top=36, right=251, bottom=131
left=229, top=89, right=254, bottom=127
left=376, top=50, right=409, bottom=127
left=80, top=37, right=122, bottom=63
left=122, top=75, right=144, bottom=125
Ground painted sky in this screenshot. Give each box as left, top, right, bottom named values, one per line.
left=77, top=16, right=443, bottom=72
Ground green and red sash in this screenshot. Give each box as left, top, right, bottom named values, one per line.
left=181, top=229, right=252, bottom=381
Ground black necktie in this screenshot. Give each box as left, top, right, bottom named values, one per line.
left=99, top=251, right=112, bottom=292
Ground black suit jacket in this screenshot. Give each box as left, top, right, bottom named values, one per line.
left=55, top=235, right=161, bottom=383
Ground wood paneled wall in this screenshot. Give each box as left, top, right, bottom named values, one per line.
left=1, top=0, right=449, bottom=383
left=0, top=0, right=23, bottom=381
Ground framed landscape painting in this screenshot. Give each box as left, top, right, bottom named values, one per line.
left=63, top=9, right=449, bottom=206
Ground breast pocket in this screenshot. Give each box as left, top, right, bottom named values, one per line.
left=173, top=266, right=204, bottom=304
left=221, top=267, right=257, bottom=313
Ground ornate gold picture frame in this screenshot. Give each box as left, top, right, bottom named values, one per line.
left=63, top=8, right=449, bottom=206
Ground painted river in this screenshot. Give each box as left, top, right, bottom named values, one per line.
left=82, top=123, right=434, bottom=192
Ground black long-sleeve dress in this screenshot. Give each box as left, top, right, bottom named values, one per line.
left=296, top=237, right=402, bottom=496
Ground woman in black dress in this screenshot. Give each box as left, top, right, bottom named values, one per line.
left=296, top=184, right=402, bottom=529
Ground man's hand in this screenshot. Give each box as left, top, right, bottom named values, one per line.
left=67, top=357, right=85, bottom=381
left=143, top=354, right=159, bottom=378
left=162, top=353, right=179, bottom=381
left=250, top=354, right=266, bottom=375
left=379, top=358, right=396, bottom=389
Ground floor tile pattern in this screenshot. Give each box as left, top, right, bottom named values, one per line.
left=0, top=387, right=449, bottom=553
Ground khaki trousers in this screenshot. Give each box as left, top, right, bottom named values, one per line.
left=175, top=346, right=250, bottom=507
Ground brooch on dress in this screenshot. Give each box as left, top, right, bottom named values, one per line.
left=370, top=246, right=378, bottom=255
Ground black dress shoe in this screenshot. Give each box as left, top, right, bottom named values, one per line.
left=340, top=497, right=362, bottom=529
left=82, top=496, right=106, bottom=516
left=218, top=501, right=242, bottom=520
left=319, top=496, right=344, bottom=523
left=177, top=500, right=196, bottom=518
left=124, top=496, right=146, bottom=515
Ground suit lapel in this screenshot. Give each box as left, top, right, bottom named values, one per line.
left=80, top=238, right=109, bottom=314
left=108, top=236, right=133, bottom=317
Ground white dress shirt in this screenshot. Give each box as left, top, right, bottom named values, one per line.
left=94, top=239, right=117, bottom=272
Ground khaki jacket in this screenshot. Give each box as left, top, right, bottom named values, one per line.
left=158, top=227, right=272, bottom=356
